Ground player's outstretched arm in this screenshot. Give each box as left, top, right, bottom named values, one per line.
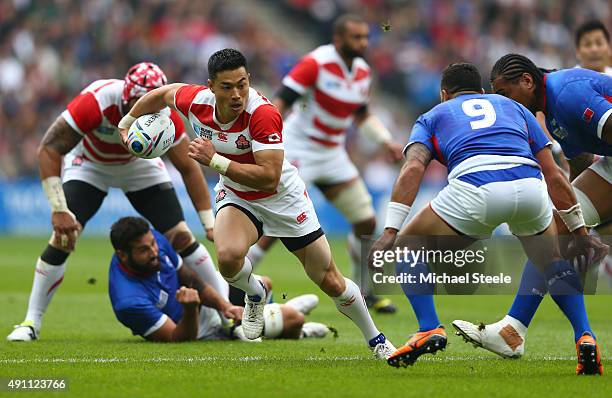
left=167, top=139, right=215, bottom=240
left=37, top=116, right=83, bottom=251
left=368, top=143, right=431, bottom=267
left=354, top=105, right=403, bottom=161
left=117, top=83, right=185, bottom=142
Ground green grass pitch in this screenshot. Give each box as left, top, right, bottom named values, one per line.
left=0, top=236, right=609, bottom=397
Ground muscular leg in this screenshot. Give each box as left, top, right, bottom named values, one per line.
left=290, top=235, right=382, bottom=345
left=506, top=169, right=610, bottom=333
left=16, top=181, right=106, bottom=334
left=127, top=183, right=228, bottom=298
left=518, top=221, right=594, bottom=342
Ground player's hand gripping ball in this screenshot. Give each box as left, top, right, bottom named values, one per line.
left=127, top=113, right=175, bottom=159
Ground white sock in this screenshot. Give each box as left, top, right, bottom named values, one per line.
left=181, top=243, right=229, bottom=299
left=247, top=244, right=266, bottom=268
left=332, top=277, right=380, bottom=342
left=223, top=257, right=265, bottom=301
left=24, top=258, right=66, bottom=330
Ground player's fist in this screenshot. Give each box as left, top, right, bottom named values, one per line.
left=222, top=305, right=244, bottom=321
left=51, top=211, right=81, bottom=251
left=188, top=137, right=216, bottom=167
left=367, top=229, right=398, bottom=271
left=176, top=286, right=201, bottom=309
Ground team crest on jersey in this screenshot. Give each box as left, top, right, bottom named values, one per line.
left=216, top=189, right=227, bottom=203
left=97, top=126, right=115, bottom=135
left=235, top=134, right=250, bottom=150
left=582, top=108, right=594, bottom=123
left=549, top=118, right=568, bottom=140
left=156, top=289, right=168, bottom=309
left=218, top=132, right=228, bottom=142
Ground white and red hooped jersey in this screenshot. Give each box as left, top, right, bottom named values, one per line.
left=282, top=44, right=371, bottom=147
left=61, top=79, right=186, bottom=165
left=174, top=85, right=301, bottom=201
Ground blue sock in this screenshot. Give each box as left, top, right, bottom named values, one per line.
left=397, top=260, right=440, bottom=332
left=368, top=332, right=387, bottom=348
left=508, top=260, right=547, bottom=327
left=544, top=260, right=594, bottom=342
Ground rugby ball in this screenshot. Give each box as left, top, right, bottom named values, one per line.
left=127, top=113, right=175, bottom=159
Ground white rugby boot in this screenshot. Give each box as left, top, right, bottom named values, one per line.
left=7, top=321, right=39, bottom=342
left=242, top=282, right=267, bottom=340
left=452, top=315, right=527, bottom=358
left=370, top=333, right=397, bottom=360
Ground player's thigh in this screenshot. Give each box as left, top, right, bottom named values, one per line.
left=125, top=182, right=185, bottom=234
left=215, top=204, right=261, bottom=259
left=516, top=220, right=561, bottom=270
left=402, top=204, right=461, bottom=236
left=291, top=234, right=343, bottom=290
left=63, top=180, right=107, bottom=228
left=573, top=164, right=612, bottom=224
left=320, top=177, right=376, bottom=227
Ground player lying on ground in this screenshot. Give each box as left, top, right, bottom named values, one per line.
left=245, top=15, right=403, bottom=314
left=117, top=49, right=396, bottom=358
left=8, top=63, right=224, bottom=342
left=109, top=217, right=330, bottom=341
left=452, top=53, right=611, bottom=375
left=369, top=63, right=606, bottom=374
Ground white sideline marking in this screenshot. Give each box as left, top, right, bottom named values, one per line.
left=0, top=355, right=577, bottom=364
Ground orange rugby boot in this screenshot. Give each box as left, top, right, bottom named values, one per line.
left=387, top=327, right=447, bottom=368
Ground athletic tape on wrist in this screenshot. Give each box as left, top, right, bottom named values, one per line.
left=42, top=176, right=69, bottom=213
left=118, top=114, right=137, bottom=130
left=384, top=202, right=411, bottom=231
left=210, top=153, right=231, bottom=175
left=198, top=209, right=215, bottom=229
left=558, top=204, right=586, bottom=232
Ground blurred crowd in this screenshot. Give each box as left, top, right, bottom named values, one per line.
left=1, top=0, right=610, bottom=180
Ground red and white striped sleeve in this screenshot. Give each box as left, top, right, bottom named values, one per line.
left=281, top=56, right=318, bottom=95
left=173, top=84, right=206, bottom=118
left=61, top=92, right=103, bottom=135
left=250, top=104, right=284, bottom=152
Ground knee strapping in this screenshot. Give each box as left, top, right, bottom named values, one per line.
left=164, top=221, right=195, bottom=252
left=263, top=303, right=284, bottom=338
left=574, top=187, right=601, bottom=227
left=330, top=179, right=375, bottom=224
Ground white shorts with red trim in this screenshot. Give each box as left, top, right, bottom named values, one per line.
left=284, top=132, right=359, bottom=186
left=589, top=156, right=612, bottom=184
left=63, top=153, right=171, bottom=192
left=213, top=177, right=321, bottom=238
left=430, top=177, right=553, bottom=236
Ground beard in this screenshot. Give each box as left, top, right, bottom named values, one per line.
left=340, top=43, right=365, bottom=60
left=126, top=254, right=161, bottom=274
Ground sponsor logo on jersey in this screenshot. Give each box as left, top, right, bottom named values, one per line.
left=582, top=108, right=594, bottom=123
left=324, top=81, right=341, bottom=90
left=267, top=133, right=281, bottom=143
left=216, top=189, right=227, bottom=203
left=296, top=211, right=308, bottom=224
left=235, top=134, right=251, bottom=150
left=218, top=132, right=228, bottom=142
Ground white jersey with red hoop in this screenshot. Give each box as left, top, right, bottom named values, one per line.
left=61, top=79, right=186, bottom=165
left=282, top=44, right=370, bottom=148
left=173, top=85, right=301, bottom=201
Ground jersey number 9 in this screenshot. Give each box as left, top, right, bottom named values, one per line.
left=461, top=99, right=496, bottom=130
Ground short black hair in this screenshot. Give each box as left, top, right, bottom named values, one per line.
left=333, top=14, right=367, bottom=36
left=208, top=48, right=248, bottom=80
left=575, top=20, right=610, bottom=47
left=110, top=216, right=150, bottom=252
left=441, top=63, right=483, bottom=94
